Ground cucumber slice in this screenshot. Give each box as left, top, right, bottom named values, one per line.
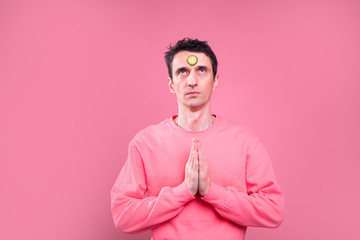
left=187, top=55, right=198, bottom=66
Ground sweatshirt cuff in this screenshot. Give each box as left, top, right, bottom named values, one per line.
left=201, top=182, right=227, bottom=208
left=172, top=181, right=195, bottom=205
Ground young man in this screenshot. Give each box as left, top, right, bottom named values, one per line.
left=111, top=38, right=284, bottom=240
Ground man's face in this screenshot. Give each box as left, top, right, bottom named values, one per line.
left=168, top=51, right=218, bottom=111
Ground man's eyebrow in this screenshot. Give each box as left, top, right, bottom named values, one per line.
left=196, top=65, right=209, bottom=69
left=174, top=66, right=189, bottom=74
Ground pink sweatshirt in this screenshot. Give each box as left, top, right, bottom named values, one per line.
left=111, top=115, right=284, bottom=240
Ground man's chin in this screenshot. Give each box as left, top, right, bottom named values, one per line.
left=184, top=102, right=206, bottom=111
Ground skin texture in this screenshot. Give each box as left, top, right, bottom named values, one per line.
left=184, top=138, right=199, bottom=196
left=184, top=137, right=211, bottom=196
left=168, top=51, right=218, bottom=115
left=197, top=138, right=211, bottom=196
left=168, top=51, right=217, bottom=197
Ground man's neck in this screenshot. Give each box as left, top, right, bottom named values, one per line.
left=176, top=105, right=214, bottom=131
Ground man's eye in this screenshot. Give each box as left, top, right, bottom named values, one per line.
left=199, top=68, right=206, bottom=73
left=180, top=69, right=187, bottom=74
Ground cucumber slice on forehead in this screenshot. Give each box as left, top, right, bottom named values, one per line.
left=187, top=55, right=198, bottom=66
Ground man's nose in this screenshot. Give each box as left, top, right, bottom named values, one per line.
left=187, top=70, right=197, bottom=86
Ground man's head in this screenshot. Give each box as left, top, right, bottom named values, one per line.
left=164, top=38, right=218, bottom=81
left=165, top=39, right=219, bottom=111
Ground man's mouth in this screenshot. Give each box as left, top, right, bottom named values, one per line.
left=186, top=91, right=200, bottom=95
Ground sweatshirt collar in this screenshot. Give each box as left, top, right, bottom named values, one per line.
left=167, top=114, right=220, bottom=137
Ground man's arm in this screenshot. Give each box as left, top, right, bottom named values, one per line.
left=111, top=139, right=195, bottom=234
left=199, top=137, right=284, bottom=228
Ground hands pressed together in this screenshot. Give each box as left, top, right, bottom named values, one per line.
left=185, top=138, right=211, bottom=197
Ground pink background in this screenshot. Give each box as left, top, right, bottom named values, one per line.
left=1, top=0, right=359, bottom=239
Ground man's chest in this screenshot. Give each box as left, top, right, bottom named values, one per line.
left=141, top=137, right=248, bottom=196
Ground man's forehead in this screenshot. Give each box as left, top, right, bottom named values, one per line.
left=173, top=51, right=211, bottom=66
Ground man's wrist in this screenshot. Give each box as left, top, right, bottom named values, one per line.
left=200, top=182, right=227, bottom=208
left=173, top=181, right=196, bottom=204
left=199, top=181, right=211, bottom=197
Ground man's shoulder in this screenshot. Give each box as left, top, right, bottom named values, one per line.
left=217, top=116, right=257, bottom=136
left=216, top=116, right=261, bottom=147
left=131, top=117, right=171, bottom=143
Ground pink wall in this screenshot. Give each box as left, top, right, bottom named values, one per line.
left=1, top=0, right=359, bottom=239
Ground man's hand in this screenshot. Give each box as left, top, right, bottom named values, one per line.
left=184, top=138, right=211, bottom=197
left=185, top=138, right=199, bottom=196
left=198, top=140, right=211, bottom=197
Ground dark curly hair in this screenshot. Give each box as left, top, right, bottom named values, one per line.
left=164, top=38, right=218, bottom=80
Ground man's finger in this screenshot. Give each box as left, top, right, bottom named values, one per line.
left=194, top=138, right=199, bottom=152
left=191, top=138, right=196, bottom=151
left=189, top=138, right=196, bottom=161
left=197, top=139, right=204, bottom=162
left=193, top=148, right=199, bottom=168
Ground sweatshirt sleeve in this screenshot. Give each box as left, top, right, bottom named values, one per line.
left=111, top=140, right=195, bottom=233
left=201, top=137, right=284, bottom=228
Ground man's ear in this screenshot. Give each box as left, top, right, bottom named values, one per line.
left=212, top=74, right=219, bottom=91
left=168, top=77, right=176, bottom=93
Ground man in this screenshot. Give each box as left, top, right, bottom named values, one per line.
left=111, top=38, right=284, bottom=240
